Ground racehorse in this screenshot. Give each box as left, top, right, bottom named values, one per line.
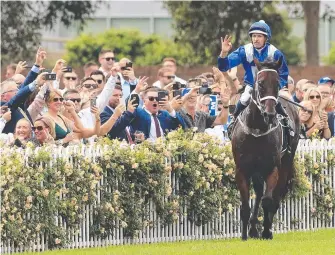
left=231, top=57, right=300, bottom=240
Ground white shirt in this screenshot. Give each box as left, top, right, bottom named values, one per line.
left=144, top=109, right=164, bottom=142
left=78, top=107, right=96, bottom=129
left=99, top=66, right=109, bottom=77
left=96, top=75, right=119, bottom=112
left=152, top=75, right=187, bottom=88
left=205, top=125, right=229, bottom=145
left=144, top=109, right=177, bottom=142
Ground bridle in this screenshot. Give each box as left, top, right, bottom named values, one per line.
left=251, top=68, right=278, bottom=116
left=236, top=68, right=280, bottom=138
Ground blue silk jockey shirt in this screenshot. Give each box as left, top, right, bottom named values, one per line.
left=218, top=42, right=289, bottom=89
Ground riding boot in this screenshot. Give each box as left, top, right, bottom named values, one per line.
left=233, top=101, right=247, bottom=119
left=276, top=102, right=293, bottom=153
left=227, top=101, right=247, bottom=139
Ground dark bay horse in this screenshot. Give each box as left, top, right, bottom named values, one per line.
left=231, top=57, right=300, bottom=240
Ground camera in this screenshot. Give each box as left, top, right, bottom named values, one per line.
left=172, top=81, right=182, bottom=90
left=121, top=62, right=133, bottom=71
left=63, top=66, right=72, bottom=73
left=199, top=87, right=212, bottom=95
left=43, top=73, right=56, bottom=81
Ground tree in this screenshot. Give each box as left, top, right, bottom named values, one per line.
left=65, top=29, right=201, bottom=67
left=164, top=1, right=302, bottom=65
left=1, top=1, right=101, bottom=64
left=301, top=1, right=320, bottom=65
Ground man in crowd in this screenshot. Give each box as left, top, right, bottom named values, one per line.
left=100, top=85, right=136, bottom=142
left=293, top=79, right=308, bottom=103
left=98, top=49, right=115, bottom=77
left=1, top=48, right=46, bottom=133
left=118, top=58, right=138, bottom=102
left=83, top=62, right=99, bottom=78
left=153, top=67, right=177, bottom=89
left=61, top=70, right=79, bottom=93
left=130, top=87, right=185, bottom=141
left=162, top=57, right=186, bottom=84
left=178, top=86, right=229, bottom=132
left=5, top=63, right=17, bottom=79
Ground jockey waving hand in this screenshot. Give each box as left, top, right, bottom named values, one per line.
left=218, top=20, right=290, bottom=121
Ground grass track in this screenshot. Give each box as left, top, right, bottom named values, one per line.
left=25, top=228, right=335, bottom=255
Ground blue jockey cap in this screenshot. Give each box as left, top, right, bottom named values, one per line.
left=248, top=20, right=272, bottom=41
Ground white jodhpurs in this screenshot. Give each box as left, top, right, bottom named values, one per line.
left=240, top=85, right=253, bottom=106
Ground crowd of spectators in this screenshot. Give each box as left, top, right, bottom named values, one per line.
left=1, top=47, right=334, bottom=148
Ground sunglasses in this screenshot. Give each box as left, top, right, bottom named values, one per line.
left=164, top=75, right=175, bottom=79
left=147, top=96, right=159, bottom=102
left=68, top=98, right=81, bottom=103
left=301, top=108, right=313, bottom=114
left=309, top=95, right=321, bottom=99
left=65, top=77, right=77, bottom=81
left=32, top=126, right=45, bottom=131
left=94, top=79, right=103, bottom=85
left=53, top=97, right=64, bottom=102
left=84, top=84, right=98, bottom=89
left=103, top=57, right=115, bottom=62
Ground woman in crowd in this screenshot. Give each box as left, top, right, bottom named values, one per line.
left=43, top=89, right=84, bottom=145
left=299, top=100, right=331, bottom=139
left=32, top=116, right=56, bottom=145
left=0, top=118, right=34, bottom=147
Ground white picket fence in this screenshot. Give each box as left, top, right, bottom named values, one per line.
left=1, top=139, right=335, bottom=253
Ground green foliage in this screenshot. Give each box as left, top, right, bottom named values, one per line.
left=64, top=29, right=201, bottom=67
left=1, top=1, right=100, bottom=65
left=164, top=1, right=302, bottom=65
left=323, top=42, right=335, bottom=65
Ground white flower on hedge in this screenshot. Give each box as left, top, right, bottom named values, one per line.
left=195, top=170, right=200, bottom=177
left=132, top=163, right=139, bottom=169
left=55, top=238, right=61, bottom=244
left=192, top=127, right=198, bottom=132
left=189, top=191, right=194, bottom=196
left=198, top=154, right=204, bottom=163
left=205, top=182, right=210, bottom=189
left=227, top=203, right=233, bottom=212
left=121, top=221, right=128, bottom=228
left=328, top=203, right=333, bottom=208
left=311, top=207, right=316, bottom=213
left=42, top=189, right=49, bottom=197
left=324, top=195, right=331, bottom=202
left=224, top=157, right=230, bottom=167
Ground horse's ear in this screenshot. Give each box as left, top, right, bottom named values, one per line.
left=253, top=58, right=261, bottom=70
left=275, top=56, right=283, bottom=70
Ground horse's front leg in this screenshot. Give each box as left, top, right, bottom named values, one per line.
left=262, top=166, right=279, bottom=239
left=236, top=170, right=250, bottom=241
left=249, top=174, right=264, bottom=239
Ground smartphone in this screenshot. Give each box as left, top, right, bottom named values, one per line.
left=173, top=82, right=181, bottom=90
left=199, top=87, right=212, bottom=95
left=188, top=78, right=202, bottom=87
left=173, top=90, right=182, bottom=98
left=90, top=97, right=97, bottom=107
left=63, top=66, right=72, bottom=73
left=44, top=73, right=56, bottom=80
left=158, top=91, right=168, bottom=102
left=126, top=62, right=133, bottom=68
left=180, top=83, right=187, bottom=88
left=130, top=94, right=139, bottom=108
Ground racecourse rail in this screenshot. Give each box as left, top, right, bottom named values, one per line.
left=1, top=139, right=334, bottom=253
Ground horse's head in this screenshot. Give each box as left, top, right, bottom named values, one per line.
left=252, top=57, right=282, bottom=124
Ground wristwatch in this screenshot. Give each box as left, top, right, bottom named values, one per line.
left=223, top=105, right=229, bottom=109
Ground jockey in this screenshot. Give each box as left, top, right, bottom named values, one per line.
left=218, top=20, right=290, bottom=121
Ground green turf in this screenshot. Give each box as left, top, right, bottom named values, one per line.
left=24, top=228, right=335, bottom=255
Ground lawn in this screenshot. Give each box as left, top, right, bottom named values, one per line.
left=25, top=228, right=335, bottom=255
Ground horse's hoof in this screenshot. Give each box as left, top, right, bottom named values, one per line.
left=249, top=227, right=259, bottom=239
left=262, top=230, right=273, bottom=240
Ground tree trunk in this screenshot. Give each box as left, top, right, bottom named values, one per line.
left=302, top=1, right=320, bottom=66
